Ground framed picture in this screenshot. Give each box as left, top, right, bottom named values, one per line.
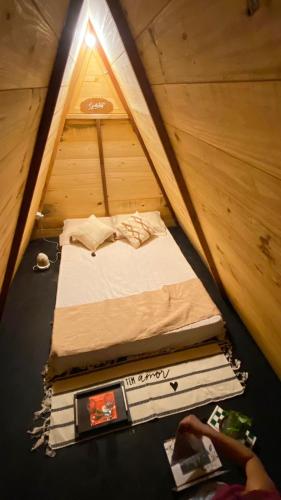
left=74, top=382, right=131, bottom=438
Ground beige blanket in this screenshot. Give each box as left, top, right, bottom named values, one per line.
left=48, top=279, right=220, bottom=377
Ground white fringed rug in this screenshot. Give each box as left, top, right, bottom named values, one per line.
left=30, top=343, right=246, bottom=455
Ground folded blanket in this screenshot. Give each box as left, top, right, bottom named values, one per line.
left=48, top=279, right=221, bottom=378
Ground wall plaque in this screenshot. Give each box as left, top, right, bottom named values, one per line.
left=80, top=98, right=113, bottom=114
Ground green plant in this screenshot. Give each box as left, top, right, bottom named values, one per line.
left=220, top=410, right=252, bottom=439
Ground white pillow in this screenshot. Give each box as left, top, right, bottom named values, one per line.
left=135, top=211, right=166, bottom=235
left=69, top=215, right=114, bottom=251
left=116, top=215, right=154, bottom=249
left=112, top=213, right=136, bottom=240
left=60, top=217, right=114, bottom=246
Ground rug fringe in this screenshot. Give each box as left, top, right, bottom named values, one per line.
left=219, top=340, right=248, bottom=387
left=28, top=365, right=56, bottom=457
left=29, top=341, right=247, bottom=457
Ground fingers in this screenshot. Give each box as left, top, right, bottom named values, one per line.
left=177, top=414, right=206, bottom=437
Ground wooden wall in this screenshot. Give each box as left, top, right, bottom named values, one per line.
left=0, top=0, right=69, bottom=290
left=68, top=45, right=127, bottom=119
left=39, top=118, right=172, bottom=233
left=89, top=0, right=204, bottom=259
left=120, top=0, right=281, bottom=377
left=16, top=2, right=89, bottom=265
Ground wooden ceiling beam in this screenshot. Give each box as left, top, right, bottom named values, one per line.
left=0, top=0, right=83, bottom=319
left=96, top=119, right=109, bottom=216
left=89, top=21, right=177, bottom=226
left=106, top=0, right=224, bottom=293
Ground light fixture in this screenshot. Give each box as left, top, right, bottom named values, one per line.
left=85, top=32, right=96, bottom=48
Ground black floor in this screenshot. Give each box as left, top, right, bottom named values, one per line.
left=0, top=228, right=280, bottom=500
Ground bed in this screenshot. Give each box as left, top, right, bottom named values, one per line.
left=47, top=216, right=224, bottom=378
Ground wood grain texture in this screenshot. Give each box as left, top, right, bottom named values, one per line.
left=132, top=0, right=281, bottom=85
left=13, top=1, right=85, bottom=275
left=111, top=53, right=204, bottom=256
left=0, top=88, right=46, bottom=161
left=0, top=88, right=46, bottom=290
left=0, top=0, right=68, bottom=90
left=40, top=117, right=172, bottom=232
left=33, top=0, right=70, bottom=37
left=165, top=125, right=281, bottom=376
left=69, top=46, right=126, bottom=117
left=116, top=0, right=281, bottom=376
left=153, top=81, right=281, bottom=180
left=0, top=133, right=38, bottom=288
left=96, top=119, right=109, bottom=215
left=42, top=121, right=105, bottom=226
left=121, top=0, right=170, bottom=38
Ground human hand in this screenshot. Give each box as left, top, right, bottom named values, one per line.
left=177, top=414, right=208, bottom=438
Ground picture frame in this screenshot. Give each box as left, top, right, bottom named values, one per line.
left=74, top=381, right=131, bottom=438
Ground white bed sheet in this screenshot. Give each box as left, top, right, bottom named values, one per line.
left=55, top=219, right=224, bottom=345
left=56, top=223, right=195, bottom=308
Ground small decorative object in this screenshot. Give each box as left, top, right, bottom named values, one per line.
left=208, top=405, right=257, bottom=448
left=80, top=97, right=113, bottom=114
left=74, top=382, right=131, bottom=438
left=33, top=252, right=50, bottom=271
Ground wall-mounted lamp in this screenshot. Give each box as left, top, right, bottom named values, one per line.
left=85, top=32, right=96, bottom=48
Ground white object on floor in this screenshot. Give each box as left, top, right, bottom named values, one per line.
left=33, top=252, right=50, bottom=271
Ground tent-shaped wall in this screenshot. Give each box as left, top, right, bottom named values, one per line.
left=1, top=0, right=281, bottom=382
left=36, top=33, right=174, bottom=237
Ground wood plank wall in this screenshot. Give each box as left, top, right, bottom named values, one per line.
left=120, top=0, right=281, bottom=377
left=15, top=2, right=89, bottom=264
left=89, top=0, right=205, bottom=259
left=68, top=45, right=127, bottom=119
left=38, top=118, right=172, bottom=234
left=0, top=0, right=69, bottom=290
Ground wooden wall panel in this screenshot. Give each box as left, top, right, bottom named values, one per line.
left=0, top=0, right=69, bottom=90
left=134, top=0, right=281, bottom=85
left=153, top=82, right=281, bottom=180
left=121, top=0, right=170, bottom=38
left=102, top=120, right=166, bottom=215
left=0, top=89, right=46, bottom=276
left=16, top=7, right=89, bottom=267
left=39, top=118, right=173, bottom=233
left=121, top=0, right=281, bottom=376
left=110, top=53, right=204, bottom=256
left=0, top=0, right=70, bottom=290
left=68, top=47, right=126, bottom=118
left=40, top=121, right=105, bottom=230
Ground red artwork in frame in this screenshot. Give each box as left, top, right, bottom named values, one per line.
left=87, top=390, right=118, bottom=427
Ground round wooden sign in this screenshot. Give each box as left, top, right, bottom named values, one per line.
left=80, top=98, right=113, bottom=114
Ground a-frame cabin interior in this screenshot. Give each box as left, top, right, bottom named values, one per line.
left=0, top=1, right=281, bottom=498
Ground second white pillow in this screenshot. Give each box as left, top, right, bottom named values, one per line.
left=116, top=215, right=155, bottom=249
left=70, top=215, right=114, bottom=251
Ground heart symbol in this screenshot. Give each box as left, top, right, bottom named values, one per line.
left=170, top=381, right=178, bottom=392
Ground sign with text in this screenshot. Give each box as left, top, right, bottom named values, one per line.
left=80, top=97, right=113, bottom=114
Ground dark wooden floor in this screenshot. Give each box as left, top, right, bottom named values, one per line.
left=0, top=228, right=280, bottom=500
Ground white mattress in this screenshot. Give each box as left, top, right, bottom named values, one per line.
left=55, top=219, right=224, bottom=349
left=56, top=224, right=195, bottom=308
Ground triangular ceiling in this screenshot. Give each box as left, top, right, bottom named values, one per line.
left=34, top=26, right=174, bottom=236
left=16, top=1, right=203, bottom=266
left=3, top=0, right=208, bottom=311
left=67, top=40, right=127, bottom=120
left=1, top=0, right=280, bottom=380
